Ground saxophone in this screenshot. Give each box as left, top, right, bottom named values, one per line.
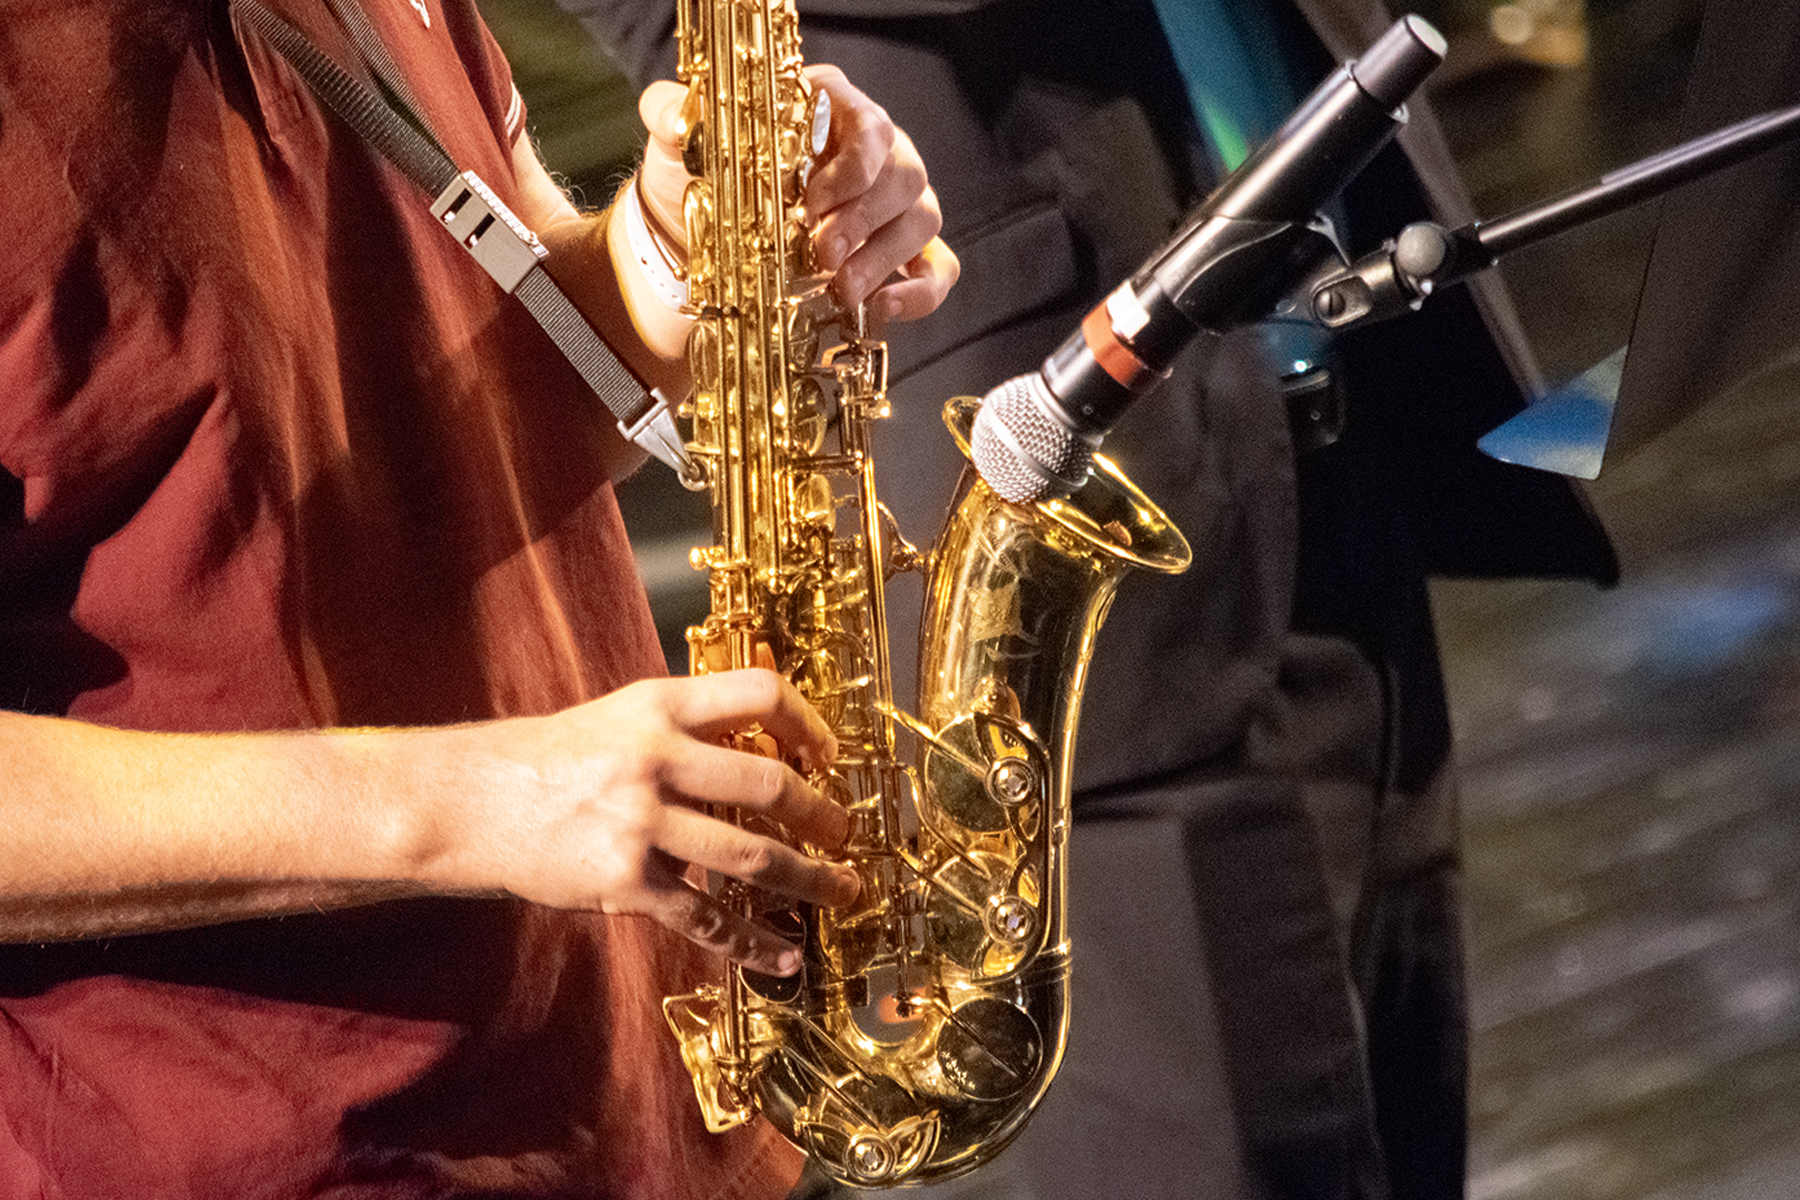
left=660, top=0, right=1191, bottom=1185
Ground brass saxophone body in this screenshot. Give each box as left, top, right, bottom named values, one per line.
left=660, top=0, right=1191, bottom=1185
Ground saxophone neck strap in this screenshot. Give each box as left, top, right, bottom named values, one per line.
left=231, top=0, right=699, bottom=482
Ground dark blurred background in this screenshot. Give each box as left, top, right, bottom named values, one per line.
left=478, top=2, right=1800, bottom=1195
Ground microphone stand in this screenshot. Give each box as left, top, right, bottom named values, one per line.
left=1300, top=100, right=1800, bottom=332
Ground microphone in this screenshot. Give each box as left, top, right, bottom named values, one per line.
left=970, top=15, right=1448, bottom=504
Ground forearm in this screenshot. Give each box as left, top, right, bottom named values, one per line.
left=0, top=710, right=485, bottom=942
left=509, top=135, right=691, bottom=381
left=0, top=879, right=449, bottom=943
left=1, top=669, right=857, bottom=972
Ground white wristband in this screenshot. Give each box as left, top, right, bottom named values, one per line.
left=620, top=175, right=689, bottom=311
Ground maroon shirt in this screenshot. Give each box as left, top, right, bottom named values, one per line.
left=0, top=0, right=797, bottom=1195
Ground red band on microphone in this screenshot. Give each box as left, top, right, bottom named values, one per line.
left=1081, top=303, right=1158, bottom=391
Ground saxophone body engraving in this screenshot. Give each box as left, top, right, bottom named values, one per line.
left=660, top=0, right=1191, bottom=1185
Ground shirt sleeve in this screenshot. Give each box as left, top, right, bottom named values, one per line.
left=440, top=0, right=529, bottom=152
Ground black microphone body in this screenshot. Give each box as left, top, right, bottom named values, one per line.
left=971, top=15, right=1447, bottom=504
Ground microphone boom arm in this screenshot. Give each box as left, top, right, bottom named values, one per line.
left=1303, top=99, right=1800, bottom=331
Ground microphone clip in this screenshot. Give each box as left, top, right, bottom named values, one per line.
left=1303, top=220, right=1489, bottom=330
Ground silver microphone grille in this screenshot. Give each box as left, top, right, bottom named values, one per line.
left=970, top=374, right=1095, bottom=505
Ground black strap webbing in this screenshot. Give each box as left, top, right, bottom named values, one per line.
left=232, top=0, right=698, bottom=480
left=236, top=0, right=456, bottom=197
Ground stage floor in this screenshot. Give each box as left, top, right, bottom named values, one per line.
left=1427, top=2, right=1800, bottom=1196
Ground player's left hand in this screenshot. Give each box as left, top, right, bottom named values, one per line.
left=636, top=65, right=958, bottom=321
